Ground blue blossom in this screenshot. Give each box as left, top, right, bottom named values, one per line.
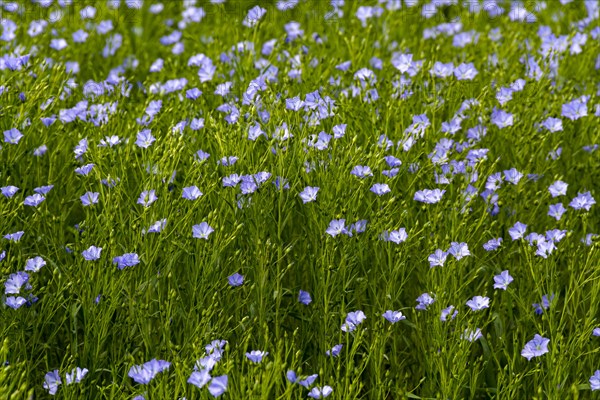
left=521, top=334, right=550, bottom=360
left=193, top=222, right=214, bottom=240
left=591, top=371, right=600, bottom=391
left=82, top=246, right=102, bottom=261
left=144, top=219, right=167, bottom=234
left=548, top=180, right=568, bottom=197
left=462, top=328, right=483, bottom=342
left=370, top=183, right=391, bottom=196
left=4, top=272, right=30, bottom=294
left=483, top=237, right=503, bottom=251
left=6, top=296, right=27, bottom=309
left=25, top=256, right=46, bottom=273
left=466, top=296, right=490, bottom=311
left=4, top=128, right=23, bottom=144
left=299, top=186, right=319, bottom=203
left=245, top=350, right=268, bottom=363
left=75, top=164, right=95, bottom=176
left=188, top=369, right=211, bottom=388
left=448, top=242, right=470, bottom=260
left=533, top=294, right=554, bottom=315
left=570, top=191, right=596, bottom=211
left=182, top=186, right=203, bottom=200
left=493, top=270, right=513, bottom=290
left=34, top=185, right=54, bottom=195
left=208, top=375, right=228, bottom=397
left=65, top=367, right=88, bottom=385
left=341, top=310, right=366, bottom=332
left=561, top=97, right=587, bottom=120
left=440, top=305, right=457, bottom=322
left=414, top=189, right=445, bottom=204
left=43, top=370, right=62, bottom=395
left=80, top=192, right=99, bottom=206
left=548, top=203, right=566, bottom=220
left=508, top=221, right=527, bottom=240
left=308, top=386, right=333, bottom=398
left=228, top=273, right=244, bottom=287
left=382, top=310, right=406, bottom=323
left=24, top=194, right=45, bottom=207
left=4, top=231, right=24, bottom=242
left=135, top=129, right=155, bottom=148
left=428, top=249, right=447, bottom=267
left=128, top=359, right=170, bottom=384
left=351, top=165, right=373, bottom=178
left=137, top=190, right=157, bottom=207
left=112, top=253, right=140, bottom=269
left=503, top=168, right=523, bottom=184
left=1, top=186, right=19, bottom=198
left=326, top=219, right=347, bottom=237
left=298, top=290, right=312, bottom=305
left=382, top=228, right=408, bottom=244
left=186, top=88, right=202, bottom=100
left=541, top=117, right=563, bottom=132
left=325, top=344, right=343, bottom=357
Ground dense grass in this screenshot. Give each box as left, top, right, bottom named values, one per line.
left=1, top=0, right=600, bottom=398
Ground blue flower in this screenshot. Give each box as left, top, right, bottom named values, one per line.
left=74, top=163, right=95, bottom=176
left=428, top=249, right=447, bottom=267
left=112, top=253, right=140, bottom=270
left=299, top=186, right=319, bottom=203
left=521, top=334, right=550, bottom=360
left=351, top=165, right=373, bottom=178
left=370, top=183, right=391, bottom=196
left=24, top=194, right=45, bottom=207
left=508, top=221, right=527, bottom=240
left=82, top=246, right=102, bottom=261
left=4, top=272, right=30, bottom=294
left=182, top=186, right=203, bottom=200
left=440, top=305, right=458, bottom=322
left=43, top=370, right=62, bottom=395
left=483, top=237, right=502, bottom=251
left=228, top=273, right=244, bottom=287
left=414, top=189, right=445, bottom=204
left=416, top=293, right=435, bottom=310
left=1, top=186, right=19, bottom=198
left=341, top=310, right=366, bottom=332
left=570, top=191, right=596, bottom=211
left=144, top=219, right=167, bottom=234
left=80, top=192, right=99, bottom=206
left=382, top=310, right=406, bottom=323
left=188, top=369, right=211, bottom=388
left=128, top=359, right=170, bottom=384
left=193, top=222, right=214, bottom=240
left=208, top=375, right=228, bottom=397
left=245, top=350, right=268, bottom=363
left=325, top=344, right=343, bottom=357
left=308, top=386, right=333, bottom=398
left=590, top=370, right=600, bottom=391
left=466, top=296, right=490, bottom=311
left=3, top=128, right=23, bottom=144
left=65, top=367, right=88, bottom=385
left=326, top=219, right=347, bottom=237
left=448, top=242, right=470, bottom=260
left=493, top=270, right=513, bottom=290
left=298, top=290, right=312, bottom=305
left=4, top=231, right=24, bottom=242
left=135, top=129, right=156, bottom=148
left=6, top=295, right=27, bottom=309
left=462, top=328, right=483, bottom=342
left=137, top=190, right=157, bottom=207
left=25, top=256, right=46, bottom=273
